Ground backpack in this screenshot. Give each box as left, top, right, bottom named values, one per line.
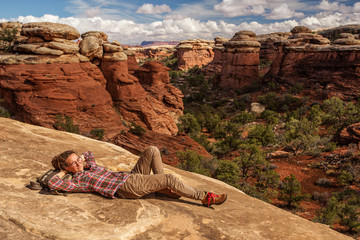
left=28, top=169, right=73, bottom=196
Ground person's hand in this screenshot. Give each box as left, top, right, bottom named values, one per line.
left=57, top=169, right=68, bottom=178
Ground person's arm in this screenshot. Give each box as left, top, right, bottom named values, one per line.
left=48, top=170, right=79, bottom=192
left=81, top=151, right=96, bottom=169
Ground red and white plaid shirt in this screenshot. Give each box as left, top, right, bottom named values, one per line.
left=48, top=151, right=131, bottom=198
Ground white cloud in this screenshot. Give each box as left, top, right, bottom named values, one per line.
left=136, top=4, right=171, bottom=15
left=266, top=3, right=304, bottom=19
left=2, top=8, right=360, bottom=45
left=214, top=0, right=266, bottom=17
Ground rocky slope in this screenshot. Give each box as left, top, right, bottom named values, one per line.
left=0, top=117, right=351, bottom=240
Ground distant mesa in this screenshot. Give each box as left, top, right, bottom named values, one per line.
left=140, top=41, right=179, bottom=47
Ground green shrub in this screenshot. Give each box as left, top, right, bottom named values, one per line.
left=338, top=170, right=354, bottom=186
left=54, top=115, right=79, bottom=134
left=177, top=113, right=201, bottom=134
left=247, top=124, right=275, bottom=146
left=177, top=150, right=211, bottom=176
left=0, top=28, right=18, bottom=52
left=260, top=110, right=279, bottom=124
left=90, top=128, right=105, bottom=140
left=231, top=111, right=255, bottom=124
left=313, top=196, right=340, bottom=225
left=289, top=82, right=304, bottom=94
left=0, top=107, right=11, bottom=118
left=338, top=203, right=360, bottom=232
left=129, top=122, right=146, bottom=136
left=235, top=144, right=267, bottom=182
left=279, top=174, right=306, bottom=208
left=215, top=160, right=240, bottom=186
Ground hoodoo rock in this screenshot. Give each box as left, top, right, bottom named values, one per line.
left=265, top=26, right=360, bottom=100
left=219, top=30, right=261, bottom=89
left=175, top=39, right=214, bottom=70
left=0, top=117, right=352, bottom=240
left=79, top=35, right=104, bottom=60
left=20, top=22, right=80, bottom=41
left=102, top=57, right=182, bottom=135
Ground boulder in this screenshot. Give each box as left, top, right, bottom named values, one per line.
left=0, top=117, right=352, bottom=240
left=81, top=31, right=108, bottom=41
left=291, top=26, right=312, bottom=34
left=102, top=52, right=128, bottom=62
left=33, top=46, right=63, bottom=55
left=103, top=43, right=123, bottom=53
left=47, top=40, right=79, bottom=54
left=79, top=36, right=103, bottom=60
left=21, top=22, right=80, bottom=40
left=250, top=102, right=265, bottom=114
left=339, top=122, right=360, bottom=144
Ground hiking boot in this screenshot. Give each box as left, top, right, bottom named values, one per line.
left=201, top=192, right=227, bottom=207
left=155, top=188, right=181, bottom=199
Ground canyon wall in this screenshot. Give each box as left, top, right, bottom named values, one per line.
left=265, top=26, right=360, bottom=100
left=175, top=39, right=214, bottom=70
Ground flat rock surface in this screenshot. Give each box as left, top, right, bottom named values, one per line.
left=0, top=117, right=351, bottom=240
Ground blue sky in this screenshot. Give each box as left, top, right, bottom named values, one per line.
left=1, top=0, right=360, bottom=44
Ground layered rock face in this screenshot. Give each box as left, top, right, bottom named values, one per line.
left=0, top=117, right=352, bottom=240
left=219, top=31, right=261, bottom=89
left=0, top=62, right=126, bottom=139
left=0, top=22, right=185, bottom=139
left=103, top=60, right=183, bottom=135
left=266, top=26, right=360, bottom=100
left=175, top=39, right=214, bottom=70
left=130, top=46, right=175, bottom=64
left=257, top=32, right=291, bottom=62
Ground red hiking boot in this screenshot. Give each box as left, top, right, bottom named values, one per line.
left=202, top=192, right=227, bottom=207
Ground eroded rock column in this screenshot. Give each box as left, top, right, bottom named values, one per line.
left=220, top=31, right=261, bottom=89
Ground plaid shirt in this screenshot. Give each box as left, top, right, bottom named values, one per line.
left=48, top=151, right=131, bottom=198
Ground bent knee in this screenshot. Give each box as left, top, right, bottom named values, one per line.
left=146, top=146, right=160, bottom=154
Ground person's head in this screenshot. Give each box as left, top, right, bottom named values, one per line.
left=51, top=150, right=84, bottom=174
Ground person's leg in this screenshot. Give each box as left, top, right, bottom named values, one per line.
left=117, top=173, right=205, bottom=200
left=131, top=146, right=164, bottom=175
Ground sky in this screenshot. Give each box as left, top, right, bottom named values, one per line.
left=0, top=0, right=359, bottom=44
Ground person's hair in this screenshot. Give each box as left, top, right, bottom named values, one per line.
left=51, top=150, right=76, bottom=170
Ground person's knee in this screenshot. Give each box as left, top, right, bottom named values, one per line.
left=166, top=174, right=179, bottom=185
left=146, top=146, right=160, bottom=154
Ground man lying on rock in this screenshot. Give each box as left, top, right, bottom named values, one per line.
left=49, top=146, right=227, bottom=207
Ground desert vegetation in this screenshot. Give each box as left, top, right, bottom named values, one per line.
left=172, top=66, right=360, bottom=237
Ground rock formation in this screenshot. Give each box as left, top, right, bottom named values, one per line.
left=257, top=32, right=291, bottom=62
left=0, top=117, right=352, bottom=240
left=129, top=46, right=175, bottom=64
left=202, top=37, right=228, bottom=76
left=219, top=31, right=261, bottom=89
left=0, top=22, right=185, bottom=140
left=265, top=26, right=360, bottom=100
left=0, top=62, right=126, bottom=139
left=317, top=24, right=360, bottom=41
left=175, top=39, right=214, bottom=70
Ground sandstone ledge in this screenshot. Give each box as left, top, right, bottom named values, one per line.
left=0, top=118, right=351, bottom=240
left=0, top=54, right=87, bottom=65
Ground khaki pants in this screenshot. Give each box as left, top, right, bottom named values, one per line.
left=117, top=146, right=205, bottom=200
